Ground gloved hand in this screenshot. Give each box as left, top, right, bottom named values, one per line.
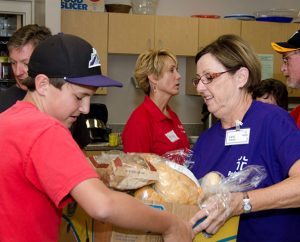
left=191, top=191, right=233, bottom=236
left=191, top=166, right=266, bottom=236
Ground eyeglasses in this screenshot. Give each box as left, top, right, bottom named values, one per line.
left=282, top=51, right=300, bottom=65
left=192, top=69, right=234, bottom=86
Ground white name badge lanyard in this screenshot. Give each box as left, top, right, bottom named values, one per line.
left=225, top=120, right=250, bottom=146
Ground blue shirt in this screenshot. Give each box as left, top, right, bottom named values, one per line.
left=192, top=100, right=300, bottom=242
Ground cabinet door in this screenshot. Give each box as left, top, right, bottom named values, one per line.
left=241, top=21, right=299, bottom=97
left=155, top=15, right=198, bottom=56
left=108, top=13, right=155, bottom=54
left=61, top=10, right=108, bottom=94
left=198, top=18, right=241, bottom=51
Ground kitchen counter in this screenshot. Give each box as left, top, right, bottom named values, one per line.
left=84, top=142, right=123, bottom=156
left=85, top=142, right=123, bottom=151
left=84, top=136, right=198, bottom=156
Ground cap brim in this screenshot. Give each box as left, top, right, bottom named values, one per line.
left=66, top=75, right=123, bottom=87
left=271, top=42, right=300, bottom=53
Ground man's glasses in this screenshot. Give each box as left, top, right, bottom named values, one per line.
left=192, top=69, right=234, bottom=86
left=282, top=51, right=300, bottom=65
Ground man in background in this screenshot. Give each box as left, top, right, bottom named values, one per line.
left=271, top=29, right=300, bottom=126
left=0, top=24, right=51, bottom=112
left=0, top=24, right=91, bottom=148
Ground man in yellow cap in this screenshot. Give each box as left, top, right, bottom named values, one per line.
left=271, top=29, right=300, bottom=127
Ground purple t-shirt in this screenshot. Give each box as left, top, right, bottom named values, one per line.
left=192, top=100, right=300, bottom=242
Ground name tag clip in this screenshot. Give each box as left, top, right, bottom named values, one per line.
left=235, top=120, right=243, bottom=131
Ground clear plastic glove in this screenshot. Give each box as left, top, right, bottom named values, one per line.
left=191, top=192, right=232, bottom=236
left=191, top=165, right=267, bottom=236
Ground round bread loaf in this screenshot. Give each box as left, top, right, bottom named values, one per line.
left=153, top=162, right=202, bottom=205
left=134, top=185, right=165, bottom=203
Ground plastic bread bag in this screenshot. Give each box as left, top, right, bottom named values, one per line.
left=152, top=160, right=202, bottom=205
left=133, top=185, right=166, bottom=203
left=134, top=153, right=202, bottom=205
left=199, top=165, right=267, bottom=207
left=195, top=165, right=267, bottom=237
left=88, top=152, right=159, bottom=190
left=199, top=165, right=267, bottom=195
left=162, top=148, right=195, bottom=170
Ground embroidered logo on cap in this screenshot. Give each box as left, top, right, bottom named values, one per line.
left=89, top=48, right=101, bottom=68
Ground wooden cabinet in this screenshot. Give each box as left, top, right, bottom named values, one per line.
left=60, top=11, right=300, bottom=97
left=108, top=13, right=198, bottom=56
left=186, top=19, right=300, bottom=97
left=61, top=10, right=108, bottom=94
left=154, top=15, right=198, bottom=56
left=108, top=13, right=155, bottom=54
left=241, top=21, right=286, bottom=83
left=198, top=18, right=241, bottom=51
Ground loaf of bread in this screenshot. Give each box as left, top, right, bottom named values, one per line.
left=152, top=162, right=201, bottom=205
left=133, top=153, right=202, bottom=205
left=200, top=171, right=223, bottom=195
left=134, top=185, right=165, bottom=203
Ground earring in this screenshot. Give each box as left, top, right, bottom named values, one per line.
left=153, top=84, right=157, bottom=93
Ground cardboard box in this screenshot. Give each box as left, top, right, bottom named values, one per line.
left=194, top=216, right=239, bottom=242
left=61, top=0, right=105, bottom=12
left=60, top=202, right=239, bottom=242
left=93, top=202, right=240, bottom=242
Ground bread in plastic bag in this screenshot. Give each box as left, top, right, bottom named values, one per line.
left=196, top=165, right=267, bottom=237
left=198, top=165, right=267, bottom=212
left=135, top=153, right=202, bottom=205
left=199, top=165, right=267, bottom=195
left=134, top=185, right=165, bottom=203
left=88, top=152, right=158, bottom=190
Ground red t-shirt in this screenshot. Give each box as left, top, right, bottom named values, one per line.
left=0, top=101, right=98, bottom=242
left=122, top=96, right=190, bottom=155
left=290, top=105, right=300, bottom=129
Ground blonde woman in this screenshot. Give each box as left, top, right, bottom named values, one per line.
left=122, top=49, right=189, bottom=155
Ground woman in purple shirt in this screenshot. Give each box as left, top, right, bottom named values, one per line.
left=190, top=34, right=300, bottom=242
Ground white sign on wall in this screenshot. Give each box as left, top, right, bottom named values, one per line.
left=257, top=54, right=274, bottom=80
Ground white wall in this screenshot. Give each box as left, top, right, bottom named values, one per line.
left=91, top=0, right=300, bottom=125
left=35, top=0, right=61, bottom=34
left=155, top=0, right=299, bottom=17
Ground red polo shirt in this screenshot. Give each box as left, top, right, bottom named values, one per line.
left=122, top=96, right=190, bottom=155
left=290, top=104, right=300, bottom=129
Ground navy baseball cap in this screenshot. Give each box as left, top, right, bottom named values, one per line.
left=271, top=29, right=300, bottom=53
left=28, top=33, right=123, bottom=87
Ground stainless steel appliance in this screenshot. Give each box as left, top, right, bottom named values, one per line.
left=85, top=103, right=111, bottom=142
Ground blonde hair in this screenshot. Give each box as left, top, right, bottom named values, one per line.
left=134, top=49, right=177, bottom=95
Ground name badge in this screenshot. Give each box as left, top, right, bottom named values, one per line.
left=165, top=130, right=179, bottom=142
left=225, top=128, right=250, bottom=146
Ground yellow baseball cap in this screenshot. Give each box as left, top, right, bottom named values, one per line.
left=271, top=29, right=300, bottom=53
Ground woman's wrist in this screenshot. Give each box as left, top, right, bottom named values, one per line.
left=231, top=192, right=245, bottom=216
